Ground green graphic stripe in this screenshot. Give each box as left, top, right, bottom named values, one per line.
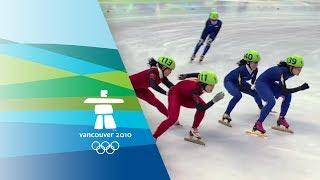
left=86, top=71, right=133, bottom=90
left=0, top=96, right=141, bottom=111
left=28, top=44, right=126, bottom=72
left=0, top=54, right=75, bottom=85
left=0, top=76, right=135, bottom=99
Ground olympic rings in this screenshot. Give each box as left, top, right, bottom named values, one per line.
left=91, top=141, right=120, bottom=154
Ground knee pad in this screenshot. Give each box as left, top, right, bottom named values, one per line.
left=197, top=39, right=204, bottom=46
left=206, top=38, right=213, bottom=46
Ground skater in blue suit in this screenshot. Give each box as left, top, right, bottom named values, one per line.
left=191, top=10, right=222, bottom=62
left=252, top=55, right=309, bottom=134
left=221, top=50, right=263, bottom=125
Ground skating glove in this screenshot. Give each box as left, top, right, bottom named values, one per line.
left=212, top=92, right=225, bottom=103
left=299, top=83, right=309, bottom=91
left=178, top=74, right=187, bottom=80
left=178, top=73, right=199, bottom=80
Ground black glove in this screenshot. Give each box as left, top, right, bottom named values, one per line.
left=148, top=57, right=156, bottom=61
left=178, top=74, right=187, bottom=80
left=299, top=83, right=309, bottom=91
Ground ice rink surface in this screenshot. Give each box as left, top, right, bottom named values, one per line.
left=102, top=1, right=320, bottom=179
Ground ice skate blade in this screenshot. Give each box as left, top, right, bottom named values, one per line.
left=271, top=126, right=294, bottom=134
left=184, top=136, right=205, bottom=146
left=245, top=130, right=268, bottom=138
left=218, top=119, right=232, bottom=127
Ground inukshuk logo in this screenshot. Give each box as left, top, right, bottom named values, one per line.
left=84, top=90, right=124, bottom=129
left=82, top=90, right=124, bottom=155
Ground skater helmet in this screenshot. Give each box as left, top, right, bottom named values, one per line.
left=198, top=71, right=218, bottom=85
left=244, top=49, right=261, bottom=63
left=285, top=54, right=304, bottom=68
left=157, top=56, right=176, bottom=70
left=209, top=11, right=219, bottom=20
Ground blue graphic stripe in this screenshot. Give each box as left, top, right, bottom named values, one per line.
left=0, top=44, right=113, bottom=74
left=0, top=0, right=116, bottom=49
left=0, top=110, right=150, bottom=129
left=0, top=145, right=169, bottom=180
left=0, top=122, right=154, bottom=158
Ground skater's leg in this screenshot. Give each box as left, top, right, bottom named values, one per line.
left=192, top=32, right=207, bottom=56
left=256, top=82, right=276, bottom=122
left=270, top=84, right=292, bottom=117
left=240, top=83, right=263, bottom=109
left=280, top=93, right=292, bottom=117
left=135, top=88, right=168, bottom=117
left=193, top=39, right=204, bottom=56
left=202, top=37, right=213, bottom=56
left=192, top=99, right=206, bottom=129
left=224, top=81, right=242, bottom=115
left=153, top=93, right=181, bottom=139
left=179, top=98, right=206, bottom=129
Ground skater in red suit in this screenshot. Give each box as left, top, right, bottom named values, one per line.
left=129, top=56, right=176, bottom=117
left=153, top=71, right=224, bottom=140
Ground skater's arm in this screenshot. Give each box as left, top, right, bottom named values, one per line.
left=280, top=75, right=310, bottom=94
left=281, top=83, right=310, bottom=94
left=238, top=73, right=247, bottom=86
left=148, top=70, right=167, bottom=95
left=178, top=73, right=199, bottom=80
left=150, top=78, right=167, bottom=95
left=162, top=77, right=174, bottom=88
left=195, top=101, right=214, bottom=112
left=251, top=69, right=258, bottom=84
left=193, top=92, right=225, bottom=112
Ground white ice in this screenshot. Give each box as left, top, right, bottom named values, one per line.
left=103, top=1, right=320, bottom=179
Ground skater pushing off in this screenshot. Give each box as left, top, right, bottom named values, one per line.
left=129, top=56, right=176, bottom=117
left=220, top=50, right=263, bottom=127
left=191, top=10, right=222, bottom=63
left=247, top=54, right=310, bottom=137
left=153, top=71, right=224, bottom=145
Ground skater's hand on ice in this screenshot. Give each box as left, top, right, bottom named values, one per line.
left=212, top=92, right=225, bottom=103
left=178, top=74, right=187, bottom=80
left=299, top=83, right=309, bottom=91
